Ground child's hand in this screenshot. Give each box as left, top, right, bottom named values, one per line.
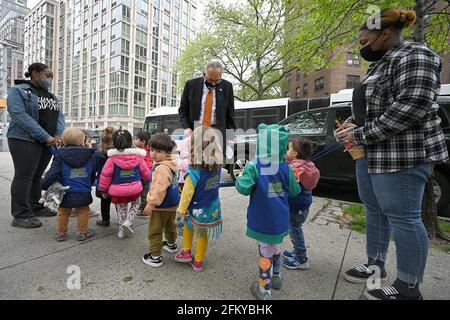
left=143, top=205, right=153, bottom=216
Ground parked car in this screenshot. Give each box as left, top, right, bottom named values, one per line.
left=230, top=95, right=450, bottom=218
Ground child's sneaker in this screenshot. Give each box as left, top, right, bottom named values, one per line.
left=55, top=232, right=68, bottom=242
left=175, top=250, right=192, bottom=263
left=121, top=220, right=134, bottom=235
left=271, top=274, right=282, bottom=290
left=250, top=281, right=272, bottom=300
left=282, top=250, right=296, bottom=260
left=77, top=229, right=95, bottom=241
left=189, top=260, right=204, bottom=272
left=96, top=219, right=110, bottom=227
left=117, top=226, right=125, bottom=239
left=162, top=241, right=177, bottom=253
left=142, top=252, right=163, bottom=268
left=283, top=257, right=310, bottom=270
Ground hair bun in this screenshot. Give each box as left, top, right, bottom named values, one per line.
left=24, top=71, right=31, bottom=78
left=399, top=9, right=416, bottom=28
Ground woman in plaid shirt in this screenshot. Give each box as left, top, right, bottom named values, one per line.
left=336, top=8, right=449, bottom=300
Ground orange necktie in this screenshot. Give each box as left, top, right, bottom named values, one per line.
left=202, top=89, right=213, bottom=127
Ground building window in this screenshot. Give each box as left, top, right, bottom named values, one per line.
left=346, top=75, right=360, bottom=89
left=286, top=74, right=291, bottom=84
left=296, top=69, right=301, bottom=81
left=303, top=83, right=308, bottom=96
left=285, top=92, right=290, bottom=98
left=296, top=87, right=301, bottom=98
left=315, top=77, right=324, bottom=92
left=347, top=52, right=360, bottom=66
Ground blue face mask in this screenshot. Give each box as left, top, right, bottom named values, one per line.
left=39, top=76, right=53, bottom=89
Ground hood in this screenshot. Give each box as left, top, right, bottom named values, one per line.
left=256, top=124, right=288, bottom=163
left=59, top=146, right=95, bottom=168
left=290, top=159, right=314, bottom=169
left=155, top=154, right=179, bottom=173
left=107, top=148, right=146, bottom=169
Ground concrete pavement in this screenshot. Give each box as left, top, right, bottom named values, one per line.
left=0, top=152, right=448, bottom=300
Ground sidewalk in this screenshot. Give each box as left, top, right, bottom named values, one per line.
left=0, top=152, right=449, bottom=300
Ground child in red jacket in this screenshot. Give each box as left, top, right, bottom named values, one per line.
left=98, top=130, right=151, bottom=238
left=133, top=131, right=153, bottom=217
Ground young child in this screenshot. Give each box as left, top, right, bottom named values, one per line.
left=141, top=133, right=180, bottom=268
left=94, top=127, right=115, bottom=227
left=176, top=130, right=192, bottom=235
left=133, top=131, right=153, bottom=218
left=283, top=136, right=320, bottom=270
left=98, top=130, right=151, bottom=238
left=41, top=127, right=97, bottom=241
left=174, top=126, right=223, bottom=272
left=235, top=124, right=301, bottom=300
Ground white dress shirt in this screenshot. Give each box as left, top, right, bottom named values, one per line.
left=199, top=83, right=217, bottom=126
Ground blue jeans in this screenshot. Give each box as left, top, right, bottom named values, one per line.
left=289, top=209, right=309, bottom=262
left=356, top=157, right=434, bottom=284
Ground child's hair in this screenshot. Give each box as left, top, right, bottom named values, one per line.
left=62, top=127, right=85, bottom=146
left=135, top=131, right=152, bottom=146
left=149, top=133, right=176, bottom=153
left=112, top=129, right=133, bottom=151
left=289, top=136, right=317, bottom=160
left=100, top=126, right=115, bottom=152
left=190, top=126, right=223, bottom=172
left=82, top=130, right=92, bottom=145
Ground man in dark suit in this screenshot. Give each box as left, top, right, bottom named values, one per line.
left=178, top=61, right=236, bottom=157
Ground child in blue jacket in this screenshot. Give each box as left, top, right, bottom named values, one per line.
left=41, top=127, right=96, bottom=242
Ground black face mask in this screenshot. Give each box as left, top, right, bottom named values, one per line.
left=359, top=33, right=387, bottom=62
left=205, top=80, right=217, bottom=89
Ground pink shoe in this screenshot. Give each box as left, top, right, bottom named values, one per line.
left=189, top=260, right=204, bottom=272
left=175, top=250, right=192, bottom=263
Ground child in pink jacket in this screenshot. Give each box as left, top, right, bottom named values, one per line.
left=98, top=130, right=151, bottom=239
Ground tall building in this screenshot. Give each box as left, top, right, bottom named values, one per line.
left=24, top=0, right=198, bottom=134
left=0, top=0, right=29, bottom=99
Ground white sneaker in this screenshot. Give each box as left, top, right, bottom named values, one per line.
left=162, top=240, right=178, bottom=253
left=122, top=220, right=134, bottom=235
left=117, top=226, right=125, bottom=239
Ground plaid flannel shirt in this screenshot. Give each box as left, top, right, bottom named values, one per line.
left=352, top=41, right=449, bottom=173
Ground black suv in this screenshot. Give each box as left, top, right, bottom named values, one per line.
left=230, top=98, right=450, bottom=217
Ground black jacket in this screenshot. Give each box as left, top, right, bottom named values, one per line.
left=41, top=146, right=96, bottom=208
left=178, top=77, right=236, bottom=138
left=93, top=150, right=108, bottom=198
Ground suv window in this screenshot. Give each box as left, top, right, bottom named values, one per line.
left=282, top=111, right=328, bottom=135
left=438, top=103, right=450, bottom=132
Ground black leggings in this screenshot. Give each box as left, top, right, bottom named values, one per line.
left=100, top=196, right=112, bottom=222
left=8, top=139, right=52, bottom=218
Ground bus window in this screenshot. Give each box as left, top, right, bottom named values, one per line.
left=144, top=116, right=162, bottom=134
left=234, top=110, right=247, bottom=130
left=249, top=107, right=284, bottom=129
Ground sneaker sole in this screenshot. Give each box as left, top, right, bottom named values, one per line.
left=136, top=215, right=149, bottom=219
left=363, top=290, right=380, bottom=300
left=142, top=256, right=163, bottom=268
left=283, top=263, right=310, bottom=270
left=11, top=221, right=42, bottom=228
left=163, top=246, right=178, bottom=254
left=343, top=273, right=387, bottom=285
left=189, top=262, right=203, bottom=272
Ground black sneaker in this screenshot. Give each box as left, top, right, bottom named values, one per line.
left=33, top=207, right=57, bottom=217
left=142, top=253, right=163, bottom=268
left=343, top=264, right=387, bottom=284
left=364, top=285, right=423, bottom=300
left=162, top=241, right=177, bottom=253
left=11, top=217, right=42, bottom=228
left=96, top=219, right=110, bottom=227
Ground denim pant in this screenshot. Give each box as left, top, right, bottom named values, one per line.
left=356, top=157, right=433, bottom=284
left=289, top=209, right=309, bottom=262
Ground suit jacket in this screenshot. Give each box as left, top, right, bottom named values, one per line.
left=178, top=77, right=236, bottom=135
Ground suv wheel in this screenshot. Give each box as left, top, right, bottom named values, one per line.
left=431, top=170, right=450, bottom=218
left=229, top=157, right=249, bottom=181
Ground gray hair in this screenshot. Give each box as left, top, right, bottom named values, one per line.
left=205, top=60, right=223, bottom=71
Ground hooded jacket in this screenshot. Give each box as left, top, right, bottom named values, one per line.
left=41, top=146, right=96, bottom=208
left=7, top=80, right=65, bottom=143
left=235, top=124, right=301, bottom=244
left=146, top=154, right=179, bottom=211
left=98, top=148, right=151, bottom=197
left=289, top=159, right=320, bottom=190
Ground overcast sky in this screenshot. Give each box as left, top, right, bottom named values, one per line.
left=27, top=0, right=40, bottom=10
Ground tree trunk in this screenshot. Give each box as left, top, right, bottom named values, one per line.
left=414, top=0, right=425, bottom=43
left=421, top=171, right=450, bottom=241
